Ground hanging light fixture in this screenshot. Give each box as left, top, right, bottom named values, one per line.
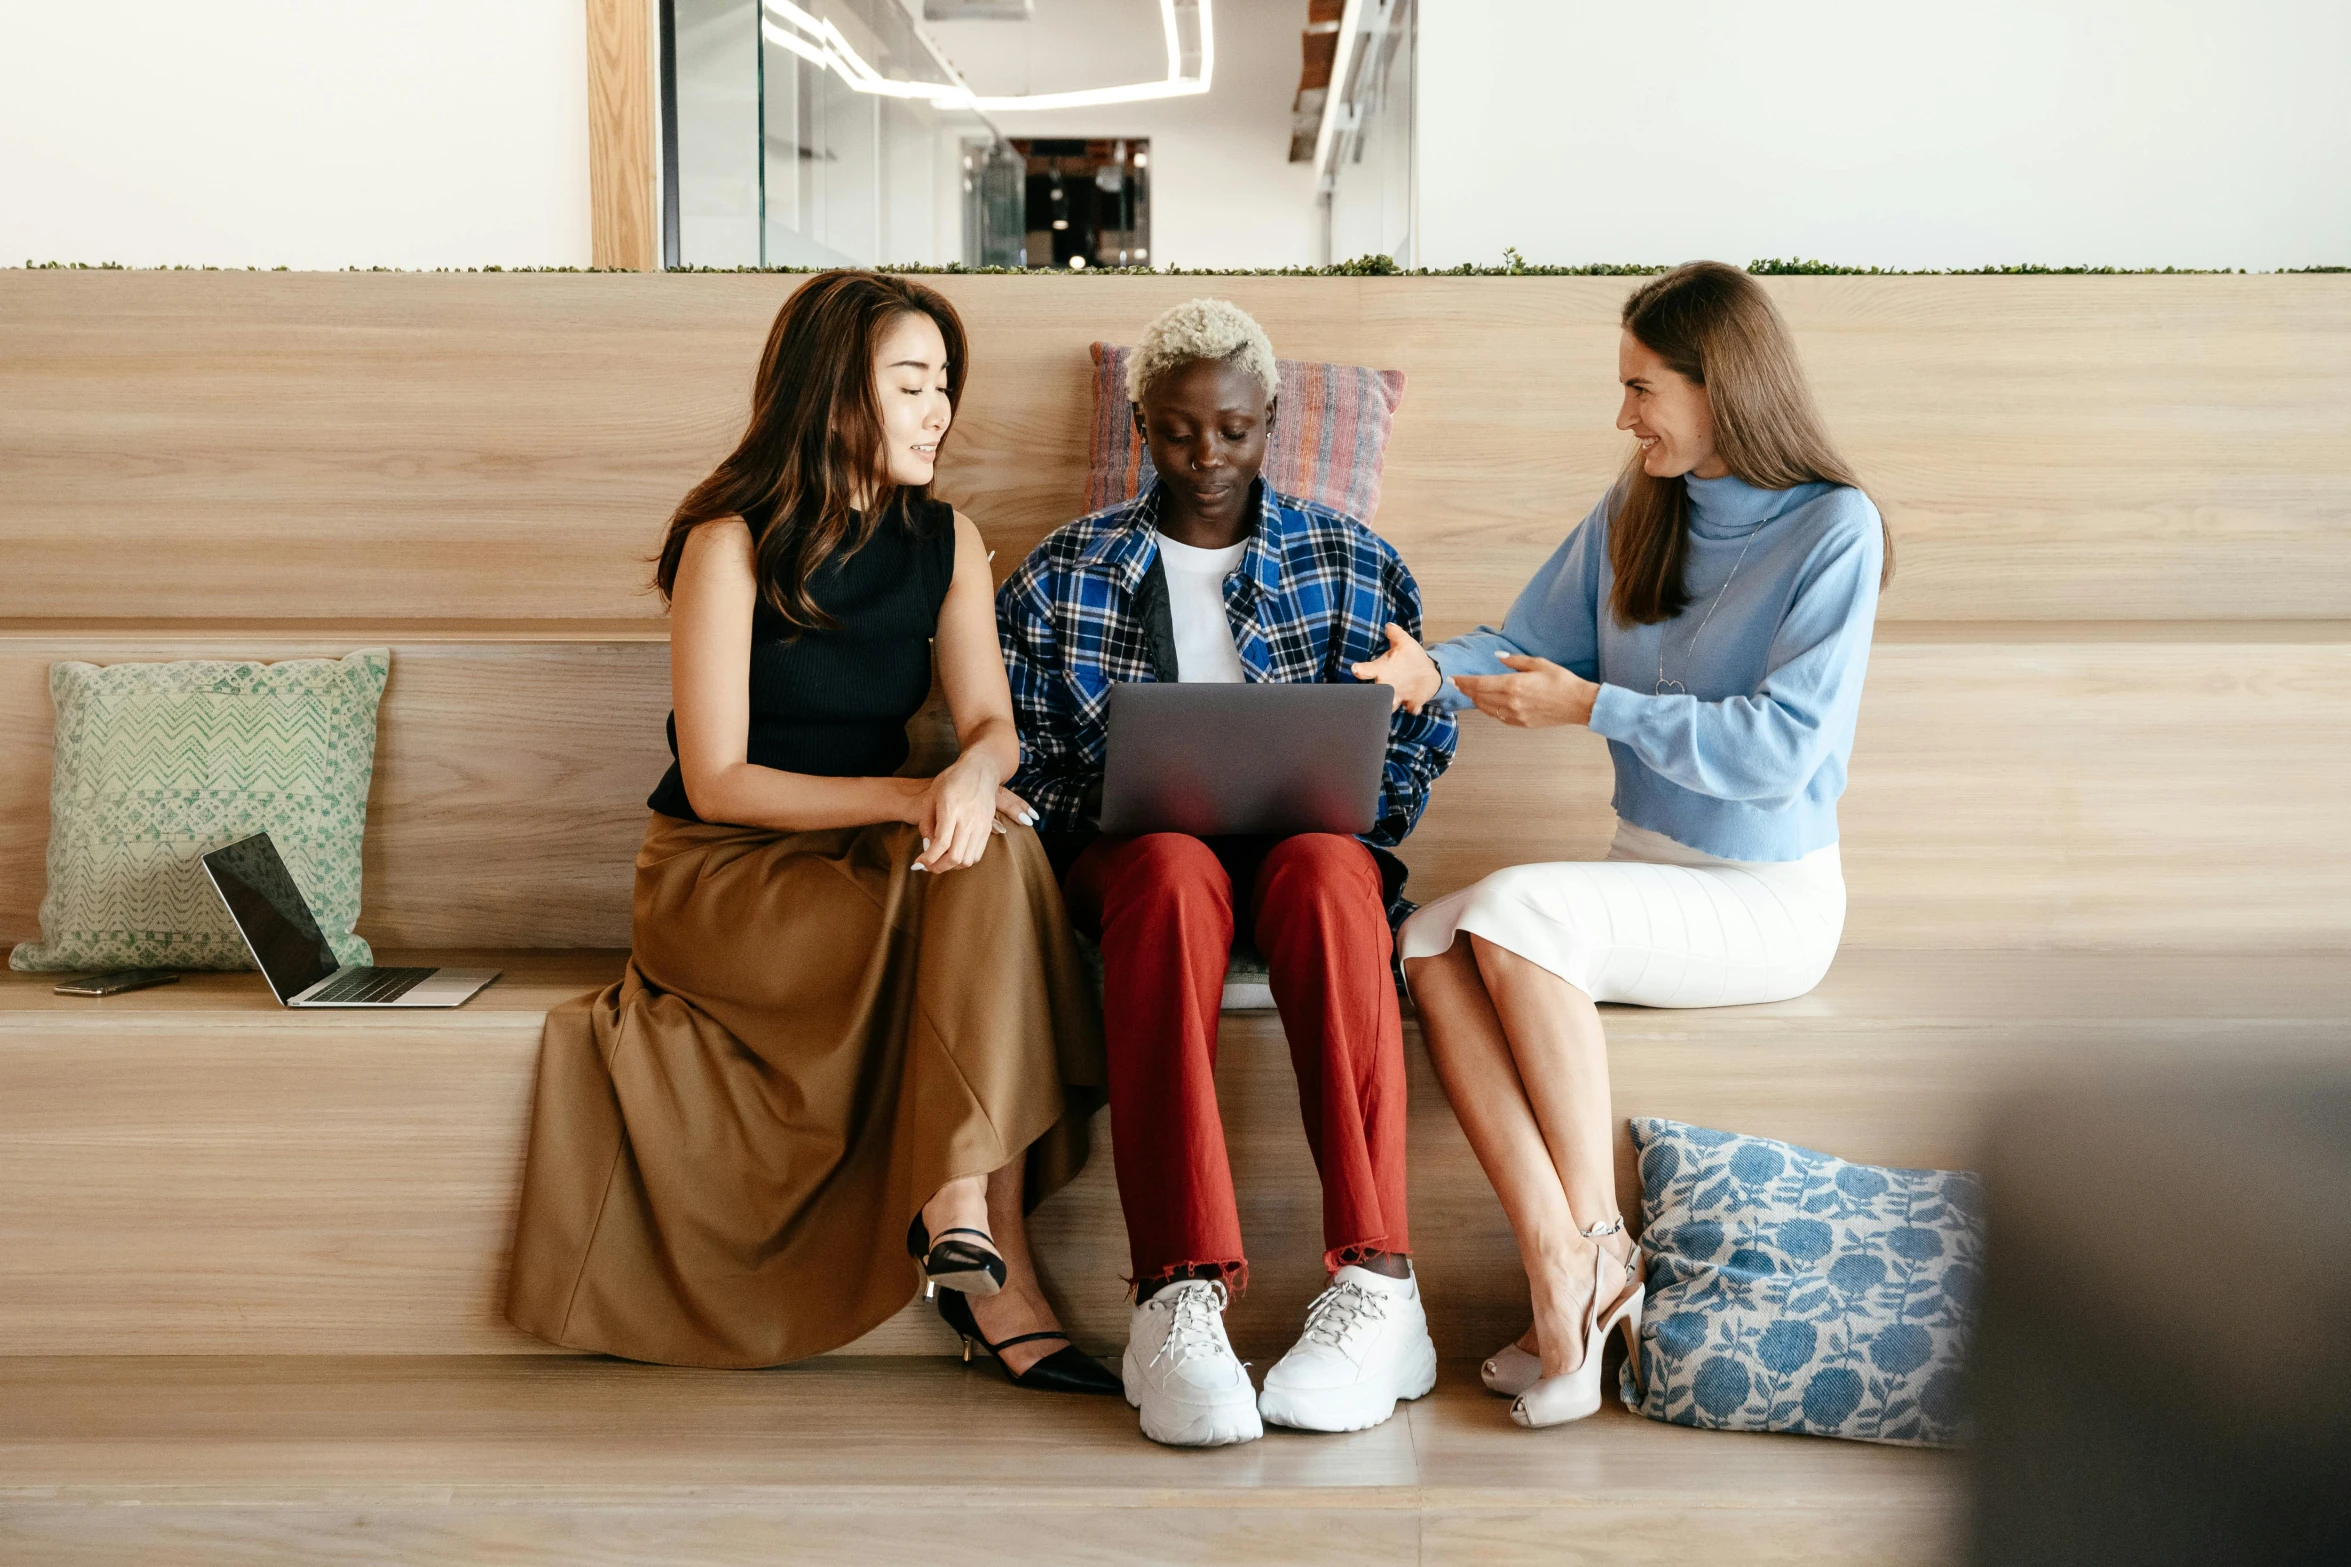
left=761, top=0, right=1214, bottom=112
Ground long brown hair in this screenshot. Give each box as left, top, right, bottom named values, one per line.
left=654, top=269, right=968, bottom=632
left=1607, top=261, right=1891, bottom=625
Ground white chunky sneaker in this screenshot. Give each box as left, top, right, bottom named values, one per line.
left=1255, top=1265, right=1439, bottom=1433
left=1122, top=1279, right=1263, bottom=1448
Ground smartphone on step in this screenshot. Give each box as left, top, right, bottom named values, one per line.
left=52, top=968, right=181, bottom=997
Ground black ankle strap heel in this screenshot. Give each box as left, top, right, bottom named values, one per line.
left=905, top=1215, right=1008, bottom=1299
left=934, top=1289, right=1123, bottom=1397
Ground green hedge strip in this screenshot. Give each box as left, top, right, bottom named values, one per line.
left=19, top=253, right=2347, bottom=276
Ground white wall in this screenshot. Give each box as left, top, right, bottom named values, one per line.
left=0, top=2, right=591, bottom=270
left=15, top=2, right=2340, bottom=275
left=916, top=0, right=1316, bottom=269
left=1417, top=0, right=2351, bottom=271
left=0, top=0, right=1308, bottom=273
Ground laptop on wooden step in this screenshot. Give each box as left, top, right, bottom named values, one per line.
left=201, top=831, right=498, bottom=1007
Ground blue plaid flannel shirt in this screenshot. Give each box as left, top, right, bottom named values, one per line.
left=996, top=481, right=1456, bottom=913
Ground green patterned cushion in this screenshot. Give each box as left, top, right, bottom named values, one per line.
left=9, top=650, right=390, bottom=973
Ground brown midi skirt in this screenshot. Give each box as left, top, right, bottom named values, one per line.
left=506, top=813, right=1104, bottom=1368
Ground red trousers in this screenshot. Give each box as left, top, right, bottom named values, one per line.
left=1062, top=832, right=1411, bottom=1289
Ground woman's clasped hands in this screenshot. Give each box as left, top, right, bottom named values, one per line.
left=1455, top=655, right=1598, bottom=729
left=1351, top=622, right=1598, bottom=728
left=906, top=753, right=1036, bottom=874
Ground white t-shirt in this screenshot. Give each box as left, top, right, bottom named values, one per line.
left=1153, top=531, right=1248, bottom=683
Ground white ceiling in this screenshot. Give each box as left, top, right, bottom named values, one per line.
left=901, top=0, right=1187, bottom=100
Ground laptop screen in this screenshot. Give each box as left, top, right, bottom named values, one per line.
left=201, top=833, right=341, bottom=1002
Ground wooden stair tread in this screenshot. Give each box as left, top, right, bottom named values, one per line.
left=0, top=619, right=669, bottom=642
left=0, top=1356, right=1961, bottom=1564
left=0, top=1354, right=1957, bottom=1500
left=1867, top=618, right=2351, bottom=645
left=6, top=946, right=2342, bottom=1026
left=0, top=948, right=626, bottom=1021
left=2, top=947, right=2343, bottom=1364
left=9, top=617, right=2350, bottom=645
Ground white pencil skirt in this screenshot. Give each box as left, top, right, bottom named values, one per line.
left=1398, top=820, right=1845, bottom=1009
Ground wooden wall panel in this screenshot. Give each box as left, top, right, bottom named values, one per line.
left=0, top=634, right=672, bottom=951
left=3, top=627, right=2348, bottom=952
left=0, top=277, right=748, bottom=622
left=1358, top=277, right=2351, bottom=627
left=2, top=273, right=2344, bottom=625
left=1396, top=625, right=2351, bottom=951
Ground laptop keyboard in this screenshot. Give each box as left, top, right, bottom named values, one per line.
left=307, top=967, right=437, bottom=1004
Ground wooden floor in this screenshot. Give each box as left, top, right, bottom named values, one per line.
left=0, top=1355, right=1963, bottom=1566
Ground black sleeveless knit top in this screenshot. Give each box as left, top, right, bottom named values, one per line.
left=647, top=498, right=957, bottom=821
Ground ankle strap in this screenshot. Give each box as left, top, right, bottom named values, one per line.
left=1583, top=1216, right=1638, bottom=1286
left=932, top=1227, right=996, bottom=1244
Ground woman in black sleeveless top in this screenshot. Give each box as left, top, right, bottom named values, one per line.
left=508, top=272, right=1111, bottom=1391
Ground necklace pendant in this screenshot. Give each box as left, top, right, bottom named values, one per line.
left=1655, top=679, right=1688, bottom=696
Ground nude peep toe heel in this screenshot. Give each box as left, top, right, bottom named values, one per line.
left=1510, top=1219, right=1645, bottom=1429
left=1481, top=1340, right=1542, bottom=1397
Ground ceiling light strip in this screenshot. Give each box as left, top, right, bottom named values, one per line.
left=758, top=0, right=1213, bottom=112
left=1160, top=0, right=1183, bottom=83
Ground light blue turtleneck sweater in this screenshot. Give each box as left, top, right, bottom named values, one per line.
left=1427, top=474, right=1883, bottom=862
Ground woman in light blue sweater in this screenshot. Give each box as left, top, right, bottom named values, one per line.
left=1354, top=262, right=1891, bottom=1430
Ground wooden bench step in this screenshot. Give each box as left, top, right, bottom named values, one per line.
left=0, top=1354, right=1964, bottom=1566
left=3, top=949, right=2343, bottom=1363
left=5, top=623, right=2349, bottom=953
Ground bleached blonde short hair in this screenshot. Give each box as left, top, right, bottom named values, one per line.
left=1125, top=297, right=1280, bottom=407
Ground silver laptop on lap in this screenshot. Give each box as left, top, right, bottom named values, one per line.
left=201, top=831, right=498, bottom=1008
left=1099, top=682, right=1392, bottom=838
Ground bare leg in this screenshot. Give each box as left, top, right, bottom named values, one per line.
left=1409, top=938, right=1588, bottom=1369
left=1466, top=937, right=1617, bottom=1228
left=1466, top=935, right=1639, bottom=1375
left=919, top=1172, right=990, bottom=1247
left=965, top=1158, right=1074, bottom=1376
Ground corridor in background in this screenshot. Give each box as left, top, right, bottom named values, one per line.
left=995, top=139, right=1148, bottom=269
left=663, top=0, right=1309, bottom=270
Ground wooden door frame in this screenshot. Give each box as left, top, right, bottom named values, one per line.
left=587, top=0, right=658, bottom=270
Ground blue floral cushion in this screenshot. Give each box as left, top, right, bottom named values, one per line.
left=1619, top=1118, right=1983, bottom=1447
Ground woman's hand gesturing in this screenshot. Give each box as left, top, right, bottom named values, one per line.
left=1453, top=654, right=1599, bottom=729
left=1351, top=622, right=1444, bottom=713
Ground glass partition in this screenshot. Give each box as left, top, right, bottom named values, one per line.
left=667, top=0, right=1002, bottom=268
left=962, top=138, right=1026, bottom=268
left=1319, top=0, right=1416, bottom=267
left=673, top=0, right=763, bottom=266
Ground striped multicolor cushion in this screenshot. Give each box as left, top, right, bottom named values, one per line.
left=1083, top=342, right=1406, bottom=523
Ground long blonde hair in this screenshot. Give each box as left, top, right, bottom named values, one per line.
left=1608, top=262, right=1891, bottom=625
